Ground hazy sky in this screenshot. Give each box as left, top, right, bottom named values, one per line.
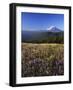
left=21, top=12, right=64, bottom=31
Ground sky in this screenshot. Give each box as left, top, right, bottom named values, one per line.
left=21, top=12, right=64, bottom=31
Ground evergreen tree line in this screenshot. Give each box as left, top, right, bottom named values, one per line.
left=23, top=36, right=64, bottom=44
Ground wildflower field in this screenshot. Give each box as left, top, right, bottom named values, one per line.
left=21, top=43, right=64, bottom=77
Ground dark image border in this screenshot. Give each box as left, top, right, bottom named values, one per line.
left=9, top=3, right=71, bottom=87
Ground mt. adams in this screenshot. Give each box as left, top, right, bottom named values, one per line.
left=46, top=26, right=63, bottom=32
left=22, top=26, right=64, bottom=42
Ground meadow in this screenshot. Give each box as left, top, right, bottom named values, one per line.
left=22, top=43, right=64, bottom=77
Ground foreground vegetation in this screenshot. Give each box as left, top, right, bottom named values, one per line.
left=22, top=43, right=64, bottom=77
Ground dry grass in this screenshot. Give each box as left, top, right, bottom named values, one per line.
left=22, top=43, right=64, bottom=77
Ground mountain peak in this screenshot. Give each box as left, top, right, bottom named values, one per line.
left=47, top=26, right=62, bottom=32
left=47, top=26, right=56, bottom=30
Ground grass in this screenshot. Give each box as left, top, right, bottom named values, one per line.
left=21, top=43, right=64, bottom=77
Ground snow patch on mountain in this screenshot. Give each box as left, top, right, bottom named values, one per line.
left=46, top=26, right=62, bottom=32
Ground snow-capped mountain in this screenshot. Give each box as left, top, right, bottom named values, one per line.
left=22, top=26, right=64, bottom=42
left=47, top=26, right=62, bottom=32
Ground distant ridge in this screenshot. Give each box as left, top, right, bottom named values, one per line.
left=22, top=26, right=63, bottom=32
